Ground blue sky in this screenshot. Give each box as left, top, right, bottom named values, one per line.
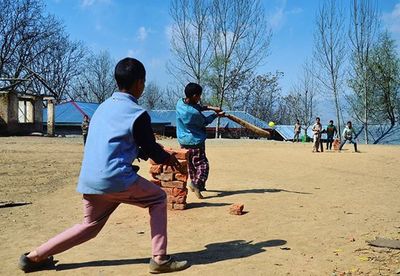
left=45, top=0, right=400, bottom=110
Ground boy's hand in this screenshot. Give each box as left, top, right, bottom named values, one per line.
left=164, top=154, right=183, bottom=172
left=137, top=147, right=149, bottom=161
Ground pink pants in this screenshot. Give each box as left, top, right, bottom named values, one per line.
left=34, top=176, right=167, bottom=258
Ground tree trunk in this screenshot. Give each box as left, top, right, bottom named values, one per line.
left=373, top=123, right=394, bottom=144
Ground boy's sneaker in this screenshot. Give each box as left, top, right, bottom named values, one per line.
left=149, top=256, right=190, bottom=274
left=18, top=253, right=55, bottom=272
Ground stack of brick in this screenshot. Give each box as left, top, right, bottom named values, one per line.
left=149, top=148, right=189, bottom=210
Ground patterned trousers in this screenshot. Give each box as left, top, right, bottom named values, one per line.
left=183, top=144, right=209, bottom=190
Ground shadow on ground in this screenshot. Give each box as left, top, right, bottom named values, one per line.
left=204, top=188, right=312, bottom=199
left=55, top=239, right=286, bottom=271
left=185, top=202, right=231, bottom=209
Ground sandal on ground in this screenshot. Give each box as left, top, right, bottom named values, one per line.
left=188, top=183, right=204, bottom=199
left=149, top=256, right=190, bottom=274
left=18, top=253, right=55, bottom=272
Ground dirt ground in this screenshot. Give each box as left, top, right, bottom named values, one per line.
left=0, top=136, right=399, bottom=275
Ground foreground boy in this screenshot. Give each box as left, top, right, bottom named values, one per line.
left=176, top=83, right=224, bottom=199
left=18, top=58, right=189, bottom=274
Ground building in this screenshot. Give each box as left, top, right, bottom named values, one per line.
left=0, top=91, right=43, bottom=135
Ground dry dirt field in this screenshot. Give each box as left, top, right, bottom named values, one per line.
left=0, top=136, right=399, bottom=276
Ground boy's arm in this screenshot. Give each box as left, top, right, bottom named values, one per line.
left=202, top=105, right=222, bottom=113
left=133, top=112, right=171, bottom=164
left=204, top=113, right=218, bottom=125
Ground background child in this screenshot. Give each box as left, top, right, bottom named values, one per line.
left=81, top=114, right=90, bottom=145
left=325, top=120, right=338, bottom=150
left=312, top=117, right=322, bottom=153
left=293, top=119, right=301, bottom=143
left=339, top=121, right=358, bottom=152
left=18, top=58, right=189, bottom=274
left=176, top=83, right=224, bottom=199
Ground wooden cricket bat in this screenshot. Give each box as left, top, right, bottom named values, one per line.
left=224, top=114, right=271, bottom=138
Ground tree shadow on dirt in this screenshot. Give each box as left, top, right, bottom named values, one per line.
left=55, top=239, right=286, bottom=271
left=204, top=188, right=312, bottom=199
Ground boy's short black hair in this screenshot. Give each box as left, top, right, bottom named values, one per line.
left=114, top=58, right=146, bottom=90
left=347, top=121, right=352, bottom=124
left=185, top=83, right=202, bottom=98
left=316, top=117, right=320, bottom=120
left=329, top=120, right=333, bottom=123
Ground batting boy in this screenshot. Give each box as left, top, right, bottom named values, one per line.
left=18, top=58, right=189, bottom=274
left=176, top=83, right=224, bottom=199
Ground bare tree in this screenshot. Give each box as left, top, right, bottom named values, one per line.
left=313, top=0, right=346, bottom=136
left=208, top=0, right=271, bottom=137
left=72, top=51, right=117, bottom=103
left=139, top=81, right=163, bottom=110
left=168, top=0, right=212, bottom=85
left=285, top=63, right=318, bottom=138
left=223, top=70, right=283, bottom=121
left=0, top=0, right=63, bottom=92
left=348, top=0, right=379, bottom=144
left=29, top=38, right=86, bottom=102
left=0, top=0, right=86, bottom=103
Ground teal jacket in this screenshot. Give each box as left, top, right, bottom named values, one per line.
left=176, top=98, right=217, bottom=146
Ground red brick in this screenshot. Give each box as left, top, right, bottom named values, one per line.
left=229, top=204, right=244, bottom=215
left=162, top=187, right=173, bottom=196
left=158, top=173, right=174, bottom=181
left=161, top=181, right=186, bottom=189
left=172, top=187, right=188, bottom=197
left=149, top=164, right=163, bottom=174
left=150, top=179, right=162, bottom=186
left=173, top=203, right=186, bottom=210
left=174, top=173, right=188, bottom=182
left=163, top=160, right=187, bottom=173
left=167, top=195, right=187, bottom=204
left=162, top=148, right=189, bottom=160
left=173, top=149, right=189, bottom=160
left=163, top=165, right=177, bottom=173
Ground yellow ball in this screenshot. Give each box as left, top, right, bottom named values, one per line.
left=268, top=121, right=275, bottom=127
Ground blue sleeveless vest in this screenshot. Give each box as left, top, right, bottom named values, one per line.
left=77, top=92, right=145, bottom=194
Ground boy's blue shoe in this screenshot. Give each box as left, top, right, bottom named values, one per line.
left=18, top=253, right=55, bottom=272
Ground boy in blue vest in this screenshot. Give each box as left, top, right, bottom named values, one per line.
left=18, top=58, right=189, bottom=274
left=176, top=83, right=224, bottom=199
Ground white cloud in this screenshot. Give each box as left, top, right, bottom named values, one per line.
left=165, top=25, right=174, bottom=42
left=268, top=0, right=303, bottom=31
left=383, top=3, right=400, bottom=34
left=137, top=26, right=149, bottom=42
left=80, top=0, right=111, bottom=8
left=81, top=0, right=95, bottom=7
left=127, top=49, right=141, bottom=58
